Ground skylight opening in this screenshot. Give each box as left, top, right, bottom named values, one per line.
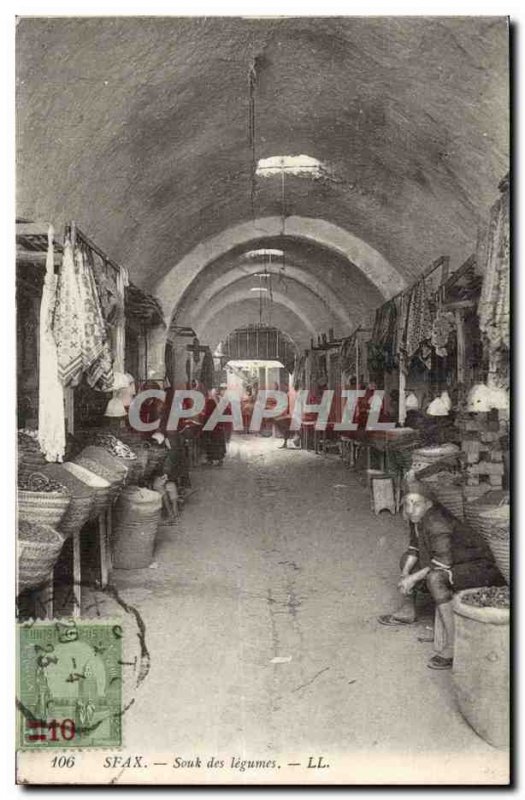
left=256, top=155, right=326, bottom=178
left=250, top=287, right=268, bottom=292
left=245, top=249, right=284, bottom=259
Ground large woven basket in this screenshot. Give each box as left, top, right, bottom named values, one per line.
left=433, top=483, right=465, bottom=520
left=478, top=506, right=510, bottom=584
left=43, top=464, right=95, bottom=538
left=74, top=447, right=127, bottom=503
left=18, top=451, right=48, bottom=480
left=61, top=462, right=112, bottom=520
left=79, top=446, right=129, bottom=481
left=17, top=519, right=66, bottom=593
left=465, top=490, right=509, bottom=529
left=111, top=486, right=162, bottom=569
left=91, top=435, right=143, bottom=482
left=18, top=487, right=71, bottom=529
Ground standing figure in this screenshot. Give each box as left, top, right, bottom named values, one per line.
left=202, top=390, right=227, bottom=465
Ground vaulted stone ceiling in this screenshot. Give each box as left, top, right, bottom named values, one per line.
left=17, top=16, right=508, bottom=348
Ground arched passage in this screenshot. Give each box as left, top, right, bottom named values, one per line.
left=155, top=216, right=407, bottom=321
left=176, top=260, right=354, bottom=330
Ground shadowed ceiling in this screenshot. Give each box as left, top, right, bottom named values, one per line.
left=16, top=16, right=508, bottom=345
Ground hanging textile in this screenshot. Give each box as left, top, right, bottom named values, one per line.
left=87, top=247, right=128, bottom=373
left=53, top=237, right=85, bottom=386
left=75, top=245, right=115, bottom=391
left=370, top=298, right=398, bottom=371
left=367, top=342, right=387, bottom=375
left=371, top=299, right=397, bottom=346
left=53, top=240, right=114, bottom=390
left=310, top=351, right=328, bottom=388
left=293, top=353, right=307, bottom=390
left=431, top=311, right=456, bottom=357
left=88, top=248, right=121, bottom=328
left=404, top=278, right=434, bottom=367
left=37, top=226, right=66, bottom=462
left=393, top=292, right=409, bottom=358
left=165, top=340, right=175, bottom=387
left=478, top=176, right=510, bottom=388
left=113, top=263, right=129, bottom=374
left=339, top=334, right=357, bottom=377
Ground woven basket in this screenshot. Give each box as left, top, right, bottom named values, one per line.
left=79, top=446, right=129, bottom=481
left=478, top=506, right=510, bottom=584
left=18, top=488, right=71, bottom=528
left=433, top=484, right=465, bottom=519
left=463, top=484, right=492, bottom=507
left=464, top=490, right=509, bottom=529
left=112, top=486, right=162, bottom=569
left=18, top=433, right=80, bottom=478
left=74, top=447, right=126, bottom=503
left=116, top=430, right=148, bottom=447
left=43, top=464, right=95, bottom=538
left=61, top=462, right=112, bottom=520
left=17, top=519, right=66, bottom=593
left=91, top=434, right=142, bottom=481
left=18, top=451, right=48, bottom=480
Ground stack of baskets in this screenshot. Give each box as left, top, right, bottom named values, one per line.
left=412, top=443, right=460, bottom=475
left=17, top=519, right=66, bottom=593
left=111, top=486, right=162, bottom=569
left=61, top=462, right=112, bottom=521
left=43, top=463, right=95, bottom=538
left=18, top=472, right=71, bottom=529
left=478, top=506, right=510, bottom=584
left=17, top=430, right=48, bottom=480
left=465, top=491, right=510, bottom=584
left=432, top=482, right=465, bottom=520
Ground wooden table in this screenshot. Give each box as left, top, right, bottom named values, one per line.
left=36, top=507, right=113, bottom=619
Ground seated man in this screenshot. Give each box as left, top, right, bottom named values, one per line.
left=378, top=480, right=502, bottom=670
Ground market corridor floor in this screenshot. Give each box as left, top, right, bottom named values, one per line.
left=112, top=435, right=507, bottom=781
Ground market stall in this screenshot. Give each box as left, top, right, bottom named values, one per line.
left=16, top=220, right=170, bottom=618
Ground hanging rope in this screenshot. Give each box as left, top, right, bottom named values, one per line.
left=248, top=55, right=262, bottom=220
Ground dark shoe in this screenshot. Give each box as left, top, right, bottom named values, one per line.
left=377, top=614, right=417, bottom=626
left=427, top=654, right=453, bottom=670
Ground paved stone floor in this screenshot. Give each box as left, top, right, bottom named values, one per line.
left=110, top=434, right=508, bottom=784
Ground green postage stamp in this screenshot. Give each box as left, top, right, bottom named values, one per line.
left=18, top=620, right=122, bottom=749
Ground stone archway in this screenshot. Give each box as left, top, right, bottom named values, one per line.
left=154, top=215, right=407, bottom=321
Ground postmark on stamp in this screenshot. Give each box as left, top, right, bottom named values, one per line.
left=18, top=619, right=122, bottom=749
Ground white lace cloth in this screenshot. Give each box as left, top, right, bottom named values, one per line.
left=37, top=226, right=66, bottom=462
